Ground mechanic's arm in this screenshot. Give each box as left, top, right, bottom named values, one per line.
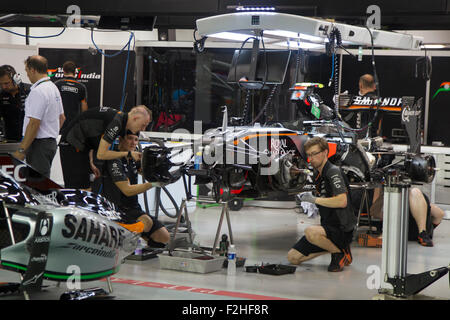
left=12, top=117, right=40, bottom=160
left=96, top=138, right=141, bottom=161
left=59, top=113, right=66, bottom=130
left=114, top=180, right=157, bottom=197
left=81, top=99, right=88, bottom=112
left=315, top=193, right=347, bottom=208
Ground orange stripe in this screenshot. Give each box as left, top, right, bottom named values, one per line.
left=440, top=82, right=450, bottom=87
left=233, top=133, right=297, bottom=145
left=63, top=79, right=79, bottom=83
left=344, top=105, right=402, bottom=112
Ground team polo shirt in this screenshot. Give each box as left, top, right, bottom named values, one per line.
left=23, top=77, right=64, bottom=139
left=55, top=76, right=87, bottom=132
left=103, top=150, right=141, bottom=210
left=61, top=106, right=128, bottom=152
left=313, top=160, right=355, bottom=231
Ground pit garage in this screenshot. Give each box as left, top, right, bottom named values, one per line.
left=0, top=1, right=449, bottom=310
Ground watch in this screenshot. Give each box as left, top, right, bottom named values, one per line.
left=18, top=148, right=25, bottom=154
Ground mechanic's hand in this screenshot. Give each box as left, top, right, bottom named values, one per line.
left=131, top=151, right=142, bottom=162
left=12, top=150, right=25, bottom=161
left=90, top=163, right=101, bottom=179
left=296, top=192, right=317, bottom=204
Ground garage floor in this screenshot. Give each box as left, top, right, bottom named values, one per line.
left=0, top=202, right=449, bottom=301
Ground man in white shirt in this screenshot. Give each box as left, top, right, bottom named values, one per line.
left=12, top=55, right=65, bottom=178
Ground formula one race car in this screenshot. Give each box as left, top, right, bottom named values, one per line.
left=176, top=85, right=435, bottom=203
left=0, top=155, right=141, bottom=299
left=178, top=102, right=373, bottom=203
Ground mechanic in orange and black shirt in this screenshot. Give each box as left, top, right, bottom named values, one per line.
left=0, top=65, right=31, bottom=141
left=55, top=61, right=88, bottom=133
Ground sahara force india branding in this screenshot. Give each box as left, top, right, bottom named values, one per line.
left=47, top=67, right=101, bottom=81
left=61, top=214, right=125, bottom=255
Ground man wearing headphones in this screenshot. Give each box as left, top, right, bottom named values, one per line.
left=0, top=65, right=31, bottom=141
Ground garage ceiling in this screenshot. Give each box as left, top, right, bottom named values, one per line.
left=1, top=0, right=449, bottom=30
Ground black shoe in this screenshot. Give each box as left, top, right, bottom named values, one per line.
left=147, top=239, right=167, bottom=249
left=342, top=246, right=352, bottom=266
left=328, top=252, right=347, bottom=272
left=418, top=231, right=433, bottom=247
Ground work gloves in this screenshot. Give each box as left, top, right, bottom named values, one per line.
left=296, top=191, right=317, bottom=204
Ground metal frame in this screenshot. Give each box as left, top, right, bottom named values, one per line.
left=196, top=12, right=423, bottom=50
left=379, top=181, right=449, bottom=298
left=168, top=196, right=234, bottom=256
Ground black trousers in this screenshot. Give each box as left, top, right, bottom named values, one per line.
left=59, top=143, right=90, bottom=189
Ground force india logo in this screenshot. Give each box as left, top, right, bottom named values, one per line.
left=47, top=67, right=101, bottom=80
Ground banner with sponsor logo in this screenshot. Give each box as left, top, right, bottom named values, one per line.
left=341, top=55, right=426, bottom=142
left=103, top=50, right=136, bottom=112
left=38, top=48, right=102, bottom=109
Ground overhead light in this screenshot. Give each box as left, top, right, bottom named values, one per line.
left=273, top=41, right=323, bottom=49
left=236, top=6, right=276, bottom=12
left=421, top=44, right=445, bottom=49
left=208, top=32, right=263, bottom=42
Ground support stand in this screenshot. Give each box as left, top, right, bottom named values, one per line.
left=378, top=178, right=449, bottom=298
left=0, top=201, right=30, bottom=300
left=168, top=197, right=234, bottom=255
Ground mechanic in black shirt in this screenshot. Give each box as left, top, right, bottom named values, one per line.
left=101, top=133, right=170, bottom=246
left=55, top=61, right=88, bottom=133
left=59, top=105, right=152, bottom=189
left=0, top=65, right=31, bottom=141
left=341, top=74, right=380, bottom=139
left=288, top=136, right=356, bottom=272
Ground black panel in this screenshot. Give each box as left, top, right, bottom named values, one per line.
left=98, top=16, right=156, bottom=31
left=427, top=57, right=450, bottom=146
left=102, top=50, right=136, bottom=112
left=1, top=0, right=449, bottom=29
left=1, top=0, right=220, bottom=15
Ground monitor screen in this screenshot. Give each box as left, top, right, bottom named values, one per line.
left=227, top=49, right=291, bottom=87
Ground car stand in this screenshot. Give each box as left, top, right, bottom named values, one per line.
left=378, top=178, right=449, bottom=298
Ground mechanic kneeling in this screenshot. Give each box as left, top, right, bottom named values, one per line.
left=288, top=137, right=356, bottom=272
left=100, top=133, right=170, bottom=247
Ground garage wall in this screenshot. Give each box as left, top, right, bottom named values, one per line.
left=0, top=45, right=37, bottom=83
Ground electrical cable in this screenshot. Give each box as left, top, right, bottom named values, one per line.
left=90, top=27, right=135, bottom=111
left=333, top=25, right=382, bottom=136
left=0, top=26, right=66, bottom=38
left=90, top=27, right=134, bottom=58
left=251, top=84, right=278, bottom=125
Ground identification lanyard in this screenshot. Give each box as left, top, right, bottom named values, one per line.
left=33, top=78, right=51, bottom=89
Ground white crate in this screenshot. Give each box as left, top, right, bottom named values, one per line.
left=158, top=251, right=226, bottom=274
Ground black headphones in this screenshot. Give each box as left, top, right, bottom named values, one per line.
left=1, top=65, right=22, bottom=86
